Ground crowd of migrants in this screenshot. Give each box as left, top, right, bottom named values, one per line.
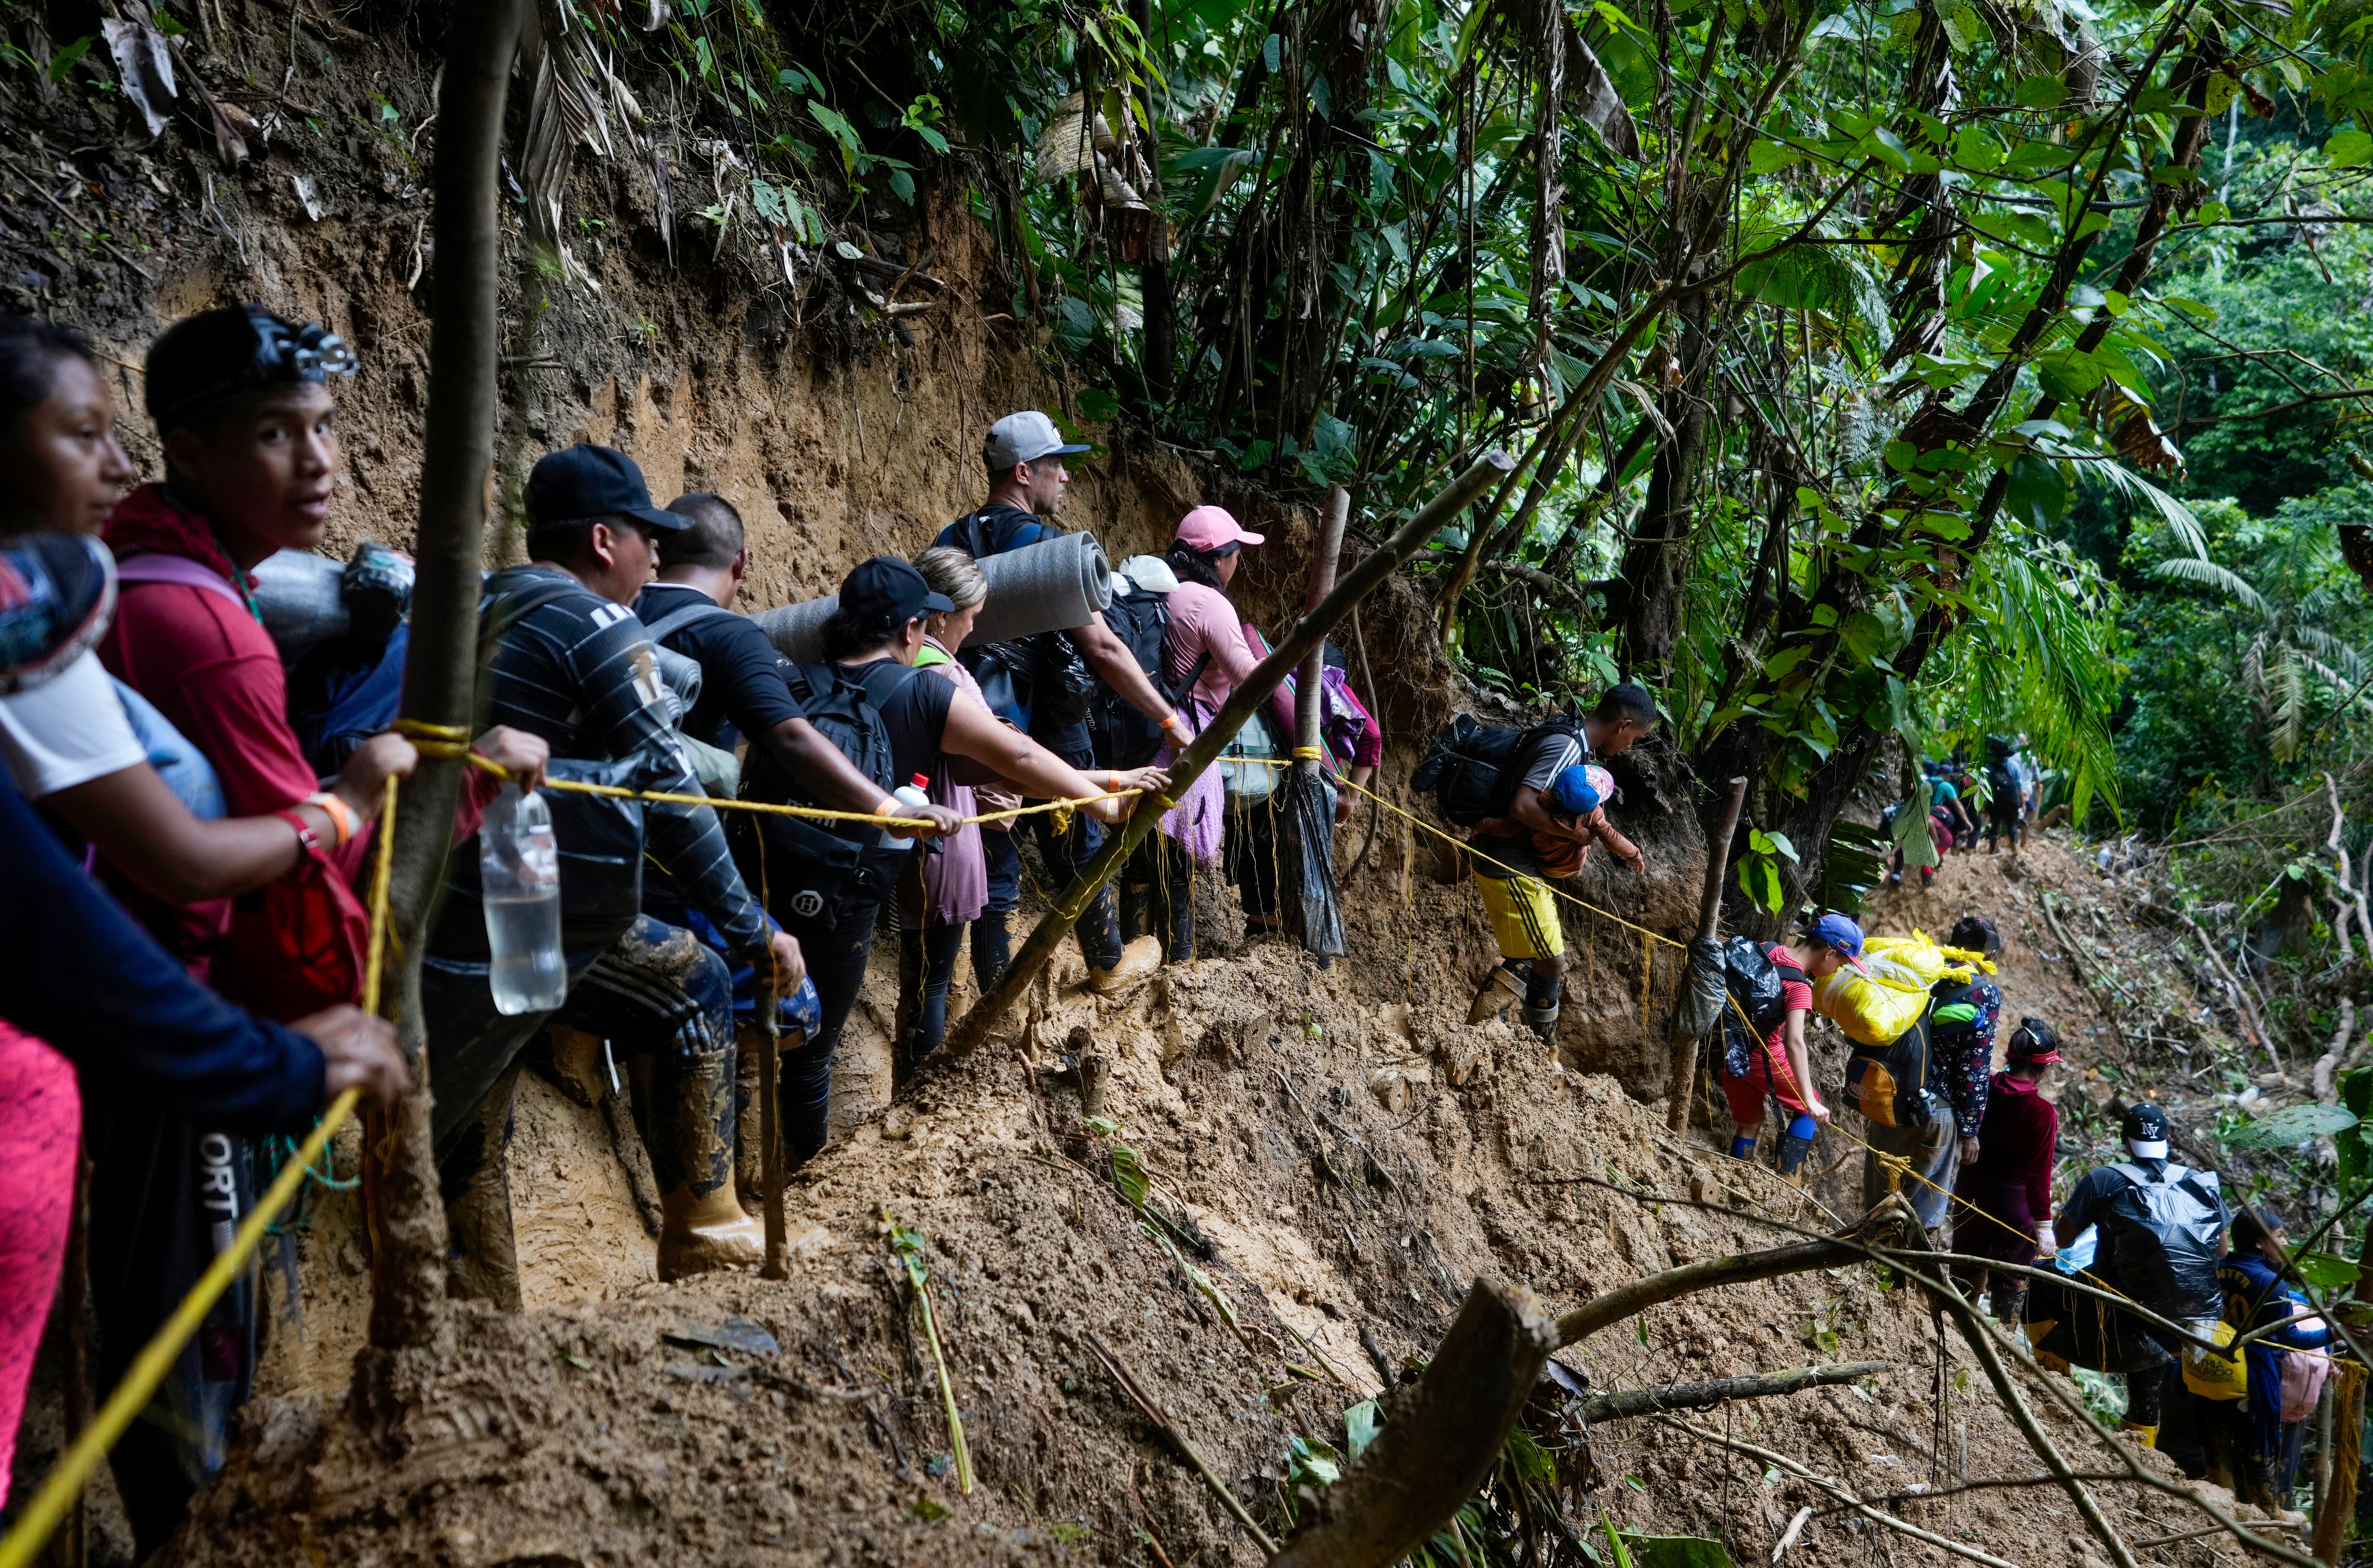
left=0, top=304, right=2334, bottom=1546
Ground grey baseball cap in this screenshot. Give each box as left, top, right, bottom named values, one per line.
left=985, top=410, right=1091, bottom=471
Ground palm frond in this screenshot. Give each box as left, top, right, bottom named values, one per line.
left=2269, top=642, right=2308, bottom=762
left=2292, top=624, right=2373, bottom=685
left=2082, top=460, right=2209, bottom=557
left=1956, top=538, right=2122, bottom=824
left=2149, top=555, right=2271, bottom=615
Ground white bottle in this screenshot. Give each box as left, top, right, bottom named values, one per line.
left=882, top=773, right=932, bottom=847
left=480, top=781, right=567, bottom=1014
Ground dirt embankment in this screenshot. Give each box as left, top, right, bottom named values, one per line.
left=164, top=878, right=2264, bottom=1568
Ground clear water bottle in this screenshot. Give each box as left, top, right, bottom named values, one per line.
left=880, top=773, right=933, bottom=848
left=481, top=781, right=566, bottom=1014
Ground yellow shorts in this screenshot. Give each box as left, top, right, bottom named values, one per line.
left=1475, top=872, right=1564, bottom=961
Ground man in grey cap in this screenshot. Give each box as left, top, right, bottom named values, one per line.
left=935, top=410, right=1181, bottom=992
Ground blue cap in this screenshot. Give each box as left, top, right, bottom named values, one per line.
left=1547, top=765, right=1602, bottom=816
left=1810, top=912, right=1869, bottom=973
left=526, top=443, right=687, bottom=534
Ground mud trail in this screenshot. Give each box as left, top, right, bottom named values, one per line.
left=150, top=837, right=2273, bottom=1568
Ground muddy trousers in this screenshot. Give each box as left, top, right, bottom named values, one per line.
left=1120, top=833, right=1197, bottom=962
left=422, top=914, right=741, bottom=1302
left=896, top=919, right=968, bottom=1085
left=766, top=899, right=882, bottom=1169
left=1859, top=1108, right=1960, bottom=1231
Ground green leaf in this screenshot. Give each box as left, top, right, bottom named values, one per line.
left=2226, top=1102, right=2360, bottom=1148
left=1748, top=139, right=1799, bottom=173
left=1345, top=1400, right=1381, bottom=1458
left=1626, top=1539, right=1739, bottom=1568
left=2014, top=75, right=2068, bottom=109
left=1077, top=388, right=1121, bottom=421
left=1602, top=1513, right=1639, bottom=1568
left=2295, top=1250, right=2362, bottom=1292
left=2327, top=128, right=2373, bottom=166
left=48, top=34, right=94, bottom=83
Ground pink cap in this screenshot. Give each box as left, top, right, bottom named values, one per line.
left=1175, top=504, right=1265, bottom=552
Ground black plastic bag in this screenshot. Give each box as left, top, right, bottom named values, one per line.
left=2100, top=1163, right=2225, bottom=1321
left=1280, top=766, right=1345, bottom=958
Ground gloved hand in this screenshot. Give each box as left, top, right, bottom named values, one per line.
left=2034, top=1224, right=2057, bottom=1260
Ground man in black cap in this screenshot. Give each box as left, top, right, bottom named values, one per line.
left=2026, top=1101, right=2230, bottom=1451
left=420, top=443, right=804, bottom=1294
left=936, top=410, right=1180, bottom=990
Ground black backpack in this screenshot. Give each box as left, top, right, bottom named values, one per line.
left=733, top=662, right=902, bottom=928
left=1411, top=712, right=1584, bottom=827
left=1843, top=1011, right=1942, bottom=1130
left=1717, top=937, right=1802, bottom=1078
left=2098, top=1162, right=2225, bottom=1320
left=778, top=662, right=897, bottom=818
left=1088, top=585, right=1210, bottom=770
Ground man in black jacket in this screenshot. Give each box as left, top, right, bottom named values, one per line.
left=936, top=411, right=1179, bottom=991
left=421, top=445, right=803, bottom=1293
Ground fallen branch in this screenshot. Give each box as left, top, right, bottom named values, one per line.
left=1553, top=1201, right=1912, bottom=1347
left=1270, top=1279, right=1557, bottom=1568
left=1656, top=1417, right=2019, bottom=1568
left=2315, top=999, right=2358, bottom=1107
left=1086, top=1331, right=1278, bottom=1554
left=2172, top=904, right=2279, bottom=1071
left=1272, top=1204, right=1917, bottom=1568
left=1578, top=1361, right=1888, bottom=1424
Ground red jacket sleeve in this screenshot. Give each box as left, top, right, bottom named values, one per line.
left=2028, top=1097, right=2057, bottom=1222
left=102, top=582, right=317, bottom=818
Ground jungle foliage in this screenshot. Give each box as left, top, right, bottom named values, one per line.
left=576, top=0, right=2373, bottom=908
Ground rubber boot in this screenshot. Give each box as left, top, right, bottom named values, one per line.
left=1089, top=934, right=1164, bottom=994
left=2117, top=1421, right=2161, bottom=1451
left=444, top=1064, right=525, bottom=1311
left=659, top=1182, right=766, bottom=1281
left=1729, top=1135, right=1758, bottom=1162
left=1778, top=1112, right=1818, bottom=1175
left=1468, top=963, right=1525, bottom=1024
left=1521, top=1001, right=1560, bottom=1046
left=1992, top=1282, right=2026, bottom=1327
left=652, top=1025, right=763, bottom=1281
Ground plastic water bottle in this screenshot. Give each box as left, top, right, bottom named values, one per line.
left=881, top=773, right=932, bottom=848
left=481, top=782, right=566, bottom=1014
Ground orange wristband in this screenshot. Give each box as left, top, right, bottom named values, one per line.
left=304, top=791, right=358, bottom=848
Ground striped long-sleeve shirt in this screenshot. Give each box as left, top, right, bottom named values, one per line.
left=478, top=565, right=767, bottom=956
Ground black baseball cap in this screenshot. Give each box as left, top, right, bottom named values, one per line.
left=525, top=443, right=686, bottom=533
left=840, top=556, right=953, bottom=623
left=2122, top=1102, right=2170, bottom=1159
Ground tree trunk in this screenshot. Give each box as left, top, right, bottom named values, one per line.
left=362, top=0, right=526, bottom=1357
left=1129, top=0, right=1175, bottom=407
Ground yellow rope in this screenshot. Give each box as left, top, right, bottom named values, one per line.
left=0, top=772, right=406, bottom=1568
left=397, top=727, right=1139, bottom=831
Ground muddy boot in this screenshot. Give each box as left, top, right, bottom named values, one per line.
left=734, top=1024, right=767, bottom=1214
left=546, top=1024, right=612, bottom=1107
left=443, top=1065, right=525, bottom=1311
left=1088, top=934, right=1163, bottom=995
left=1992, top=1282, right=2025, bottom=1327
left=1468, top=962, right=1524, bottom=1024
left=1521, top=1001, right=1559, bottom=1046
left=652, top=1026, right=764, bottom=1282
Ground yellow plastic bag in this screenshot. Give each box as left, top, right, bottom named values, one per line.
left=1816, top=931, right=1991, bottom=1048
left=2183, top=1319, right=2249, bottom=1403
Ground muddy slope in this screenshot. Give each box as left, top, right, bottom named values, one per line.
left=162, top=854, right=2265, bottom=1568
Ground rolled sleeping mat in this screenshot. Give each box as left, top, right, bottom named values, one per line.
left=961, top=529, right=1113, bottom=648
left=751, top=531, right=1117, bottom=664
left=750, top=593, right=839, bottom=666
left=250, top=549, right=348, bottom=663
